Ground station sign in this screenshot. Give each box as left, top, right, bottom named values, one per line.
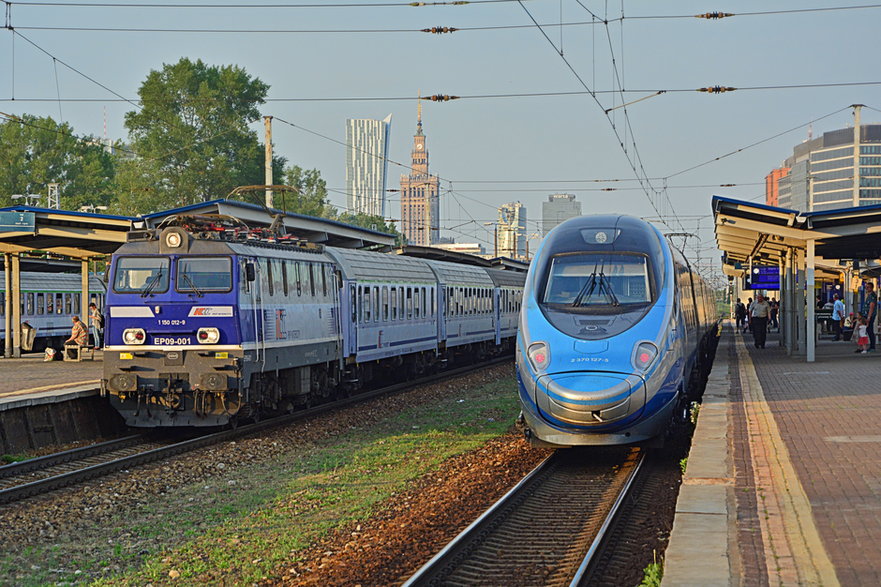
left=746, top=265, right=780, bottom=290
left=0, top=212, right=35, bottom=233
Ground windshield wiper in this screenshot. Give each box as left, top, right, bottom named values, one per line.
left=571, top=261, right=599, bottom=307
left=139, top=271, right=163, bottom=298
left=181, top=272, right=204, bottom=298
left=596, top=272, right=620, bottom=307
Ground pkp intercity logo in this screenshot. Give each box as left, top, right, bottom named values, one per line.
left=187, top=306, right=234, bottom=317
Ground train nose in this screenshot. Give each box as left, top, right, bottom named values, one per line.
left=535, top=372, right=645, bottom=426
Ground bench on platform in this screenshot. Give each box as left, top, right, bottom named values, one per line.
left=63, top=343, right=95, bottom=362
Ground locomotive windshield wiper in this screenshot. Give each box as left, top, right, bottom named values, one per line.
left=596, top=272, right=620, bottom=307
left=181, top=272, right=204, bottom=297
left=139, top=270, right=163, bottom=298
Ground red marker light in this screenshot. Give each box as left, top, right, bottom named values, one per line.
left=639, top=352, right=650, bottom=364
left=535, top=352, right=546, bottom=364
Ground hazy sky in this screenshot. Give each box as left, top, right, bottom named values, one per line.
left=2, top=0, right=880, bottom=261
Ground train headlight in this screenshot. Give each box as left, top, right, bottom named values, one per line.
left=197, top=327, right=220, bottom=344
left=122, top=328, right=146, bottom=345
left=633, top=342, right=658, bottom=371
left=527, top=342, right=550, bottom=372
left=165, top=231, right=182, bottom=248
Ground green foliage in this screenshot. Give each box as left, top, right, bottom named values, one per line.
left=121, top=57, right=283, bottom=212
left=278, top=165, right=335, bottom=218
left=679, top=457, right=688, bottom=475
left=0, top=454, right=28, bottom=464
left=0, top=115, right=115, bottom=209
left=637, top=552, right=663, bottom=587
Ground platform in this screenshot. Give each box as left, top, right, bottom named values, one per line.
left=0, top=351, right=103, bottom=409
left=662, top=323, right=881, bottom=586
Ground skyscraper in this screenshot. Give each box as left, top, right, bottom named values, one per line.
left=400, top=102, right=440, bottom=246
left=541, top=193, right=581, bottom=235
left=497, top=202, right=527, bottom=259
left=345, top=115, right=392, bottom=217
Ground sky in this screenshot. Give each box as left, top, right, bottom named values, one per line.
left=1, top=0, right=880, bottom=275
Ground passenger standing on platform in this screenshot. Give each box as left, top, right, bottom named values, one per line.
left=750, top=294, right=771, bottom=349
left=769, top=297, right=779, bottom=331
left=745, top=297, right=754, bottom=333
left=88, top=302, right=103, bottom=349
left=831, top=294, right=845, bottom=341
left=855, top=316, right=870, bottom=354
left=734, top=298, right=746, bottom=332
left=862, top=282, right=877, bottom=352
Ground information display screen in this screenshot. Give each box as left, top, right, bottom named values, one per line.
left=749, top=265, right=780, bottom=290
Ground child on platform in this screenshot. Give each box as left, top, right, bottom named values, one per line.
left=856, top=315, right=870, bottom=354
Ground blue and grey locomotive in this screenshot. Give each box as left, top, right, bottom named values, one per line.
left=102, top=216, right=524, bottom=427
left=516, top=215, right=717, bottom=447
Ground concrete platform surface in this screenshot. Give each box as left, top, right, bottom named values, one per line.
left=0, top=352, right=102, bottom=398
left=662, top=324, right=881, bottom=586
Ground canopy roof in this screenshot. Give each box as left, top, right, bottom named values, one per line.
left=0, top=206, right=134, bottom=259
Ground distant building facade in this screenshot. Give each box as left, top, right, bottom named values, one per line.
left=541, top=193, right=581, bottom=235
left=400, top=104, right=440, bottom=246
left=345, top=115, right=392, bottom=217
left=497, top=202, right=527, bottom=259
left=768, top=118, right=881, bottom=212
left=764, top=167, right=789, bottom=207
left=432, top=242, right=486, bottom=256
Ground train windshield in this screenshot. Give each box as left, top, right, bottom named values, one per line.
left=113, top=256, right=169, bottom=295
left=176, top=257, right=232, bottom=294
left=542, top=253, right=653, bottom=310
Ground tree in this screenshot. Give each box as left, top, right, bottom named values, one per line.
left=0, top=115, right=115, bottom=209
left=122, top=58, right=283, bottom=211
left=279, top=165, right=336, bottom=218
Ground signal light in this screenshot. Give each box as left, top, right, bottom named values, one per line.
left=633, top=342, right=658, bottom=371
left=527, top=342, right=550, bottom=372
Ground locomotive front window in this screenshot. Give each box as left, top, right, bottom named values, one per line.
left=114, top=257, right=170, bottom=294
left=176, top=257, right=232, bottom=293
left=542, top=253, right=653, bottom=309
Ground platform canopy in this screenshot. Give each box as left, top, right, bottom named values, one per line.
left=140, top=198, right=397, bottom=250
left=713, top=196, right=881, bottom=276
left=0, top=206, right=135, bottom=259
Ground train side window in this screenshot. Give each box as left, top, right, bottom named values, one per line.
left=0, top=292, right=4, bottom=315
left=373, top=286, right=379, bottom=322
left=265, top=259, right=274, bottom=296
left=351, top=284, right=358, bottom=323
left=64, top=293, right=72, bottom=314
left=296, top=262, right=302, bottom=296
left=282, top=261, right=289, bottom=296
left=310, top=264, right=316, bottom=297
left=364, top=287, right=372, bottom=323
left=406, top=287, right=413, bottom=319
left=55, top=293, right=63, bottom=314
left=391, top=287, right=397, bottom=320
left=36, top=293, right=44, bottom=315
left=25, top=293, right=32, bottom=315
left=382, top=286, right=389, bottom=321
left=430, top=286, right=435, bottom=317
left=322, top=264, right=328, bottom=297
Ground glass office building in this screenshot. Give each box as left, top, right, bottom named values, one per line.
left=345, top=115, right=392, bottom=217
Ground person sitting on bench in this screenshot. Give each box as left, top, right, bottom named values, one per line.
left=64, top=315, right=89, bottom=360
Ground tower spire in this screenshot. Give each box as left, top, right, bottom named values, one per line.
left=416, top=90, right=423, bottom=135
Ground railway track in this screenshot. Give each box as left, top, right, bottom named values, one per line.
left=0, top=357, right=510, bottom=506
left=404, top=446, right=645, bottom=587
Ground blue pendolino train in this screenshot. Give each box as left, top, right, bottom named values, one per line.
left=517, top=215, right=718, bottom=447
left=102, top=216, right=524, bottom=427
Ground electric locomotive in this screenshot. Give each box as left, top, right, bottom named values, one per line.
left=517, top=215, right=717, bottom=447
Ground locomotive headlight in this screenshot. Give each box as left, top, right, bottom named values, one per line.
left=123, top=328, right=146, bottom=345
left=633, top=342, right=658, bottom=371
left=527, top=342, right=550, bottom=372
left=197, top=327, right=220, bottom=344
left=165, top=231, right=182, bottom=248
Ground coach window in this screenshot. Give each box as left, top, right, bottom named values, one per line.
left=64, top=293, right=72, bottom=314
left=282, top=261, right=289, bottom=296
left=25, top=293, right=32, bottom=315
left=363, top=287, right=371, bottom=323
left=36, top=293, right=44, bottom=315
left=351, top=284, right=358, bottom=323
left=390, top=288, right=397, bottom=320
left=322, top=264, right=328, bottom=297
left=406, top=287, right=413, bottom=319
left=55, top=293, right=63, bottom=314
left=372, top=286, right=379, bottom=322
left=382, top=286, right=389, bottom=321
left=74, top=293, right=80, bottom=315
left=430, top=287, right=435, bottom=317
left=295, top=262, right=302, bottom=296
left=309, top=264, right=316, bottom=297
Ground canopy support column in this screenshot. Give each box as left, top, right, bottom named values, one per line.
left=11, top=255, right=21, bottom=358
left=807, top=239, right=816, bottom=363
left=81, top=259, right=90, bottom=328
left=3, top=254, right=11, bottom=358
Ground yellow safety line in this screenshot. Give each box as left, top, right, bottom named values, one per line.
left=0, top=380, right=99, bottom=399
left=736, top=340, right=839, bottom=586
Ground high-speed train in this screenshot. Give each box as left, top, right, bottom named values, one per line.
left=516, top=215, right=718, bottom=447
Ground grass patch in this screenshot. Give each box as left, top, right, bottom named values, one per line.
left=3, top=375, right=519, bottom=586
left=637, top=551, right=663, bottom=587
left=0, top=454, right=28, bottom=465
